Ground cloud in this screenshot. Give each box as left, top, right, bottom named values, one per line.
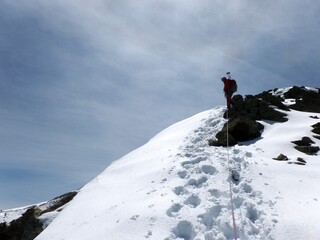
left=1, top=0, right=319, bottom=208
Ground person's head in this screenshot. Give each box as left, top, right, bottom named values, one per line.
left=221, top=76, right=227, bottom=81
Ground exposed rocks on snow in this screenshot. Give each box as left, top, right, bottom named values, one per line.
left=287, top=158, right=307, bottom=166
left=313, top=123, right=320, bottom=140
left=314, top=135, right=320, bottom=140
left=273, top=154, right=308, bottom=165
left=272, top=154, right=289, bottom=161
left=215, top=115, right=264, bottom=146
left=210, top=86, right=320, bottom=147
left=210, top=92, right=288, bottom=147
left=294, top=146, right=320, bottom=155
left=229, top=94, right=288, bottom=122
left=292, top=135, right=319, bottom=156
left=0, top=191, right=77, bottom=240
left=0, top=207, right=43, bottom=240
left=282, top=86, right=320, bottom=113
left=292, top=136, right=314, bottom=146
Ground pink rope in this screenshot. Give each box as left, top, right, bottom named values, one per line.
left=226, top=109, right=237, bottom=240
left=228, top=174, right=237, bottom=239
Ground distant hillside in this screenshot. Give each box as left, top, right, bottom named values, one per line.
left=0, top=192, right=77, bottom=240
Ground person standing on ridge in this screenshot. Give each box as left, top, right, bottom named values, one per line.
left=221, top=72, right=237, bottom=110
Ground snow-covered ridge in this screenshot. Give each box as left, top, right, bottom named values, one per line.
left=2, top=86, right=320, bottom=240
left=36, top=98, right=320, bottom=239
left=270, top=86, right=319, bottom=97
left=0, top=191, right=77, bottom=240
left=262, top=86, right=320, bottom=112
left=0, top=191, right=77, bottom=224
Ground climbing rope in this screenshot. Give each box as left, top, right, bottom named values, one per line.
left=226, top=109, right=238, bottom=240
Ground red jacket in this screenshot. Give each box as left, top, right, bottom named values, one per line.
left=222, top=79, right=231, bottom=92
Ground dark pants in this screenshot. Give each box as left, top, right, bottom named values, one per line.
left=225, top=91, right=233, bottom=109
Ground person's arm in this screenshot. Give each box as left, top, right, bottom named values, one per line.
left=223, top=80, right=229, bottom=92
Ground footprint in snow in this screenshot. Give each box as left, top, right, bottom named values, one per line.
left=201, top=165, right=217, bottom=175
left=173, top=186, right=186, bottom=195
left=245, top=203, right=259, bottom=223
left=241, top=182, right=253, bottom=193
left=198, top=205, right=223, bottom=230
left=208, top=189, right=221, bottom=198
left=181, top=156, right=207, bottom=169
left=177, top=170, right=187, bottom=179
left=233, top=149, right=240, bottom=154
left=233, top=195, right=245, bottom=208
left=147, top=189, right=157, bottom=195
left=144, top=230, right=152, bottom=239
left=161, top=178, right=167, bottom=183
left=187, top=176, right=208, bottom=188
left=130, top=215, right=139, bottom=220
left=184, top=195, right=201, bottom=208
left=171, top=221, right=195, bottom=240
left=245, top=152, right=253, bottom=157
left=166, top=203, right=183, bottom=217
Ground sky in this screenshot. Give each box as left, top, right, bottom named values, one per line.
left=0, top=0, right=319, bottom=209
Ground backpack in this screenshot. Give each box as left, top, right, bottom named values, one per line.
left=228, top=79, right=237, bottom=93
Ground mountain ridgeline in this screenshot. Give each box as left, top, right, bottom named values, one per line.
left=210, top=86, right=320, bottom=147
left=0, top=86, right=319, bottom=240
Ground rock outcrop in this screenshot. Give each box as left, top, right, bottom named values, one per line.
left=210, top=86, right=319, bottom=147
left=228, top=93, right=288, bottom=122
left=312, top=122, right=320, bottom=140
left=0, top=191, right=77, bottom=240
left=283, top=86, right=320, bottom=113
left=210, top=93, right=288, bottom=147
left=210, top=115, right=264, bottom=147
left=0, top=207, right=43, bottom=240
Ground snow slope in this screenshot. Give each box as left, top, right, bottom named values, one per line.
left=36, top=104, right=320, bottom=239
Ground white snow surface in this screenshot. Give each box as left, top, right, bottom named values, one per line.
left=36, top=106, right=320, bottom=240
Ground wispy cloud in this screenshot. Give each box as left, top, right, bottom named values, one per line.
left=0, top=0, right=319, bottom=208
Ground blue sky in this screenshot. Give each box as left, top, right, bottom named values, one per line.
left=0, top=0, right=319, bottom=209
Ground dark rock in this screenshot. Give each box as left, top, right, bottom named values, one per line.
left=232, top=94, right=244, bottom=104
left=210, top=87, right=320, bottom=148
left=42, top=191, right=77, bottom=214
left=258, top=102, right=288, bottom=122
left=214, top=115, right=263, bottom=146
left=312, top=129, right=320, bottom=135
left=292, top=137, right=315, bottom=147
left=0, top=191, right=77, bottom=240
left=0, top=207, right=43, bottom=240
left=288, top=162, right=306, bottom=166
left=227, top=115, right=264, bottom=141
left=284, top=86, right=320, bottom=113
left=226, top=94, right=288, bottom=122
left=314, top=135, right=320, bottom=140
left=312, top=122, right=320, bottom=135
left=312, top=122, right=320, bottom=128
left=296, top=158, right=306, bottom=163
left=310, top=116, right=319, bottom=119
left=255, top=91, right=289, bottom=111
left=273, top=154, right=289, bottom=161
left=212, top=92, right=290, bottom=147
left=294, top=146, right=320, bottom=155
left=214, top=130, right=238, bottom=146
left=292, top=134, right=319, bottom=155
